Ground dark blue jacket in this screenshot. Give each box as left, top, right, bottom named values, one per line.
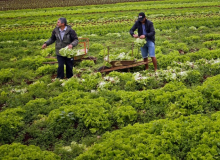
left=130, top=19, right=155, bottom=43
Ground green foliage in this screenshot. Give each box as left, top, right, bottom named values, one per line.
left=59, top=46, right=83, bottom=58
left=203, top=40, right=220, bottom=49
left=0, top=68, right=15, bottom=84
left=189, top=26, right=197, bottom=30
left=28, top=81, right=50, bottom=98
left=198, top=74, right=220, bottom=110
left=0, top=143, right=60, bottom=160
left=204, top=34, right=220, bottom=41
left=162, top=40, right=175, bottom=49
left=0, top=90, right=8, bottom=105
left=112, top=106, right=137, bottom=127
left=36, top=64, right=57, bottom=75
left=184, top=70, right=202, bottom=85
left=98, top=48, right=108, bottom=57
left=185, top=35, right=200, bottom=44
left=22, top=98, right=53, bottom=123
left=165, top=89, right=205, bottom=118
left=54, top=141, right=87, bottom=159
left=157, top=50, right=188, bottom=69
left=16, top=56, right=52, bottom=70
left=160, top=81, right=186, bottom=92
left=0, top=107, right=25, bottom=144
left=79, top=60, right=95, bottom=67
left=175, top=43, right=189, bottom=53
left=89, top=43, right=104, bottom=51
left=134, top=38, right=146, bottom=47
left=1, top=1, right=220, bottom=159
left=62, top=72, right=102, bottom=91
left=41, top=47, right=55, bottom=57
left=203, top=41, right=213, bottom=49
left=105, top=52, right=134, bottom=61
left=50, top=90, right=90, bottom=107
left=106, top=33, right=121, bottom=38
left=47, top=97, right=112, bottom=133
left=76, top=112, right=220, bottom=159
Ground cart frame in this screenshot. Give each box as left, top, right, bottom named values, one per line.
left=98, top=43, right=152, bottom=73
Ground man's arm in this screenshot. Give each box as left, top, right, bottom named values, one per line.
left=45, top=30, right=56, bottom=46
left=130, top=22, right=138, bottom=37
left=146, top=21, right=155, bottom=38
left=69, top=30, right=79, bottom=47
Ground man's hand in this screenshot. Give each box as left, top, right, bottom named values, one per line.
left=140, top=35, right=145, bottom=39
left=133, top=34, right=139, bottom=38
left=42, top=43, right=47, bottom=49
left=68, top=44, right=73, bottom=49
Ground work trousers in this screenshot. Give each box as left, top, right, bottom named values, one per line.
left=57, top=55, right=74, bottom=79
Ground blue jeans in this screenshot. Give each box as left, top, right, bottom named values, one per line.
left=140, top=40, right=155, bottom=58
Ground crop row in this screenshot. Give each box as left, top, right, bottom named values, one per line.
left=1, top=71, right=220, bottom=150
left=1, top=31, right=220, bottom=84
left=76, top=110, right=220, bottom=159
left=0, top=14, right=219, bottom=42
left=2, top=106, right=220, bottom=159
left=1, top=12, right=219, bottom=31
left=1, top=46, right=220, bottom=105
left=1, top=0, right=219, bottom=18
left=1, top=5, right=220, bottom=27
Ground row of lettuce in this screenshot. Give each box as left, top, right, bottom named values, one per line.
left=1, top=46, right=220, bottom=106
left=76, top=111, right=220, bottom=159
left=1, top=29, right=219, bottom=50
left=2, top=55, right=220, bottom=105
left=1, top=73, right=220, bottom=159
left=1, top=13, right=219, bottom=41
left=2, top=112, right=220, bottom=159
left=1, top=41, right=220, bottom=86
left=0, top=0, right=218, bottom=18
left=1, top=5, right=220, bottom=29
left=0, top=29, right=219, bottom=70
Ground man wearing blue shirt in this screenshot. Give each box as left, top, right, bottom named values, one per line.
left=130, top=12, right=157, bottom=71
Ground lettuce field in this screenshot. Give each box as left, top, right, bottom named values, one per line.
left=1, top=0, right=220, bottom=159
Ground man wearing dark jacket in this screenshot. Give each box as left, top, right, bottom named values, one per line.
left=42, top=17, right=78, bottom=79
left=130, top=12, right=157, bottom=71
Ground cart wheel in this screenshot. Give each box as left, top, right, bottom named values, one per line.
left=97, top=66, right=110, bottom=72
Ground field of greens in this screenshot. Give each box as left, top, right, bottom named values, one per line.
left=1, top=0, right=220, bottom=159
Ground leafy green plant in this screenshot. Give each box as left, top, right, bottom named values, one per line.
left=16, top=56, right=53, bottom=70
left=0, top=143, right=60, bottom=159
left=22, top=98, right=54, bottom=123
left=59, top=46, right=84, bottom=58
left=0, top=107, right=25, bottom=144
left=89, top=43, right=104, bottom=51
left=41, top=47, right=55, bottom=57
left=134, top=38, right=146, bottom=47
left=112, top=105, right=137, bottom=127
left=0, top=68, right=15, bottom=84
left=54, top=141, right=87, bottom=159
left=76, top=112, right=220, bottom=159
left=203, top=40, right=220, bottom=49
left=185, top=35, right=200, bottom=44
left=36, top=64, right=57, bottom=75
left=175, top=43, right=189, bottom=53
left=204, top=34, right=220, bottom=41
left=79, top=60, right=95, bottom=67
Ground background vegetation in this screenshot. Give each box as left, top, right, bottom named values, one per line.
left=0, top=0, right=220, bottom=159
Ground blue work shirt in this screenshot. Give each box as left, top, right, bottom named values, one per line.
left=59, top=26, right=67, bottom=40
left=142, top=24, right=147, bottom=36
